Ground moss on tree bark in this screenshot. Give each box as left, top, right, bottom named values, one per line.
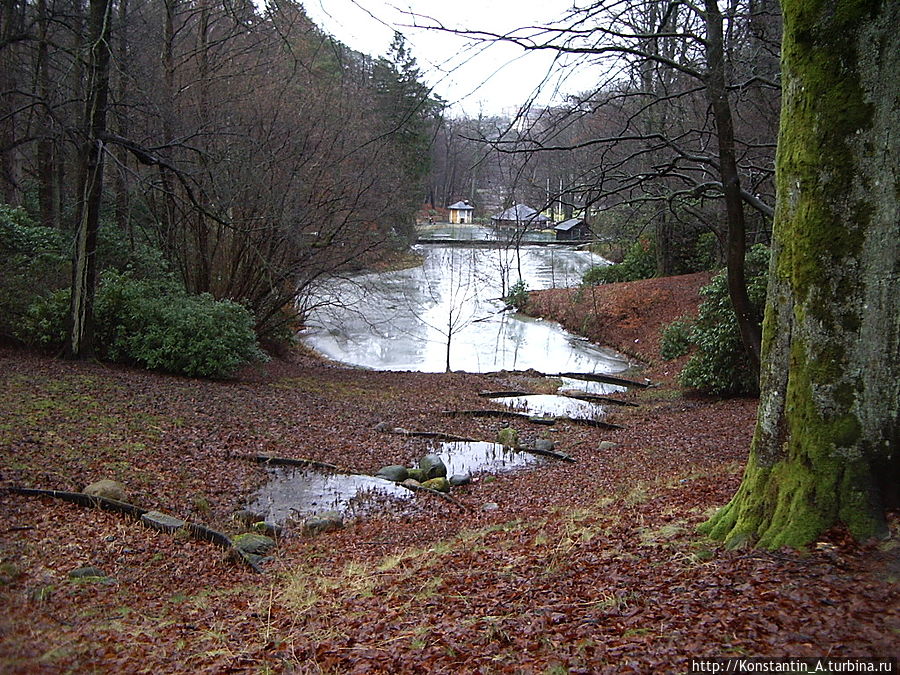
left=701, top=0, right=899, bottom=548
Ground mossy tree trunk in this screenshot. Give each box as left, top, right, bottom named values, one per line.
left=701, top=0, right=899, bottom=548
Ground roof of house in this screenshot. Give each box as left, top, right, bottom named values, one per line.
left=555, top=217, right=586, bottom=231
left=447, top=201, right=474, bottom=210
left=491, top=203, right=550, bottom=222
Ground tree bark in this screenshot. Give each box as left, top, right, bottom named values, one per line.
left=704, top=0, right=763, bottom=376
left=67, top=0, right=113, bottom=359
left=701, top=0, right=899, bottom=548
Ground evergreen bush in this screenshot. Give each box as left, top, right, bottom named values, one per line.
left=582, top=236, right=656, bottom=285
left=666, top=244, right=770, bottom=396
left=660, top=318, right=694, bottom=360
left=0, top=206, right=68, bottom=342
left=505, top=280, right=529, bottom=310
left=16, top=271, right=264, bottom=379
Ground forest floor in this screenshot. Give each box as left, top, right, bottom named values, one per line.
left=0, top=273, right=897, bottom=674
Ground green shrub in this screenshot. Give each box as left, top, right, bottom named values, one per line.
left=16, top=288, right=71, bottom=348
left=660, top=318, right=694, bottom=360
left=505, top=280, right=529, bottom=310
left=16, top=271, right=264, bottom=379
left=96, top=223, right=170, bottom=281
left=0, top=206, right=69, bottom=342
left=95, top=272, right=264, bottom=378
left=672, top=244, right=770, bottom=396
left=583, top=236, right=656, bottom=285
left=1, top=204, right=170, bottom=343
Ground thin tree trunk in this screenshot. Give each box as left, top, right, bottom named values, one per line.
left=704, top=0, right=762, bottom=376
left=67, top=0, right=113, bottom=359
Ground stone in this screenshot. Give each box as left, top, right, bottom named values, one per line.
left=82, top=479, right=128, bottom=502
left=302, top=511, right=344, bottom=536
left=497, top=427, right=519, bottom=449
left=232, top=532, right=276, bottom=555
left=401, top=478, right=422, bottom=488
left=418, top=454, right=447, bottom=480
left=68, top=565, right=106, bottom=579
left=533, top=439, right=556, bottom=452
left=232, top=509, right=263, bottom=527
left=140, top=510, right=186, bottom=533
left=448, top=473, right=471, bottom=487
left=251, top=521, right=282, bottom=537
left=406, top=468, right=425, bottom=482
left=421, top=477, right=451, bottom=493
left=375, top=465, right=409, bottom=482
left=529, top=415, right=557, bottom=425
left=598, top=441, right=619, bottom=451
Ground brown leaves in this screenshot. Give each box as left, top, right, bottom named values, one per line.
left=1, top=270, right=898, bottom=674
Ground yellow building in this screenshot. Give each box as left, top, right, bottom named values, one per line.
left=448, top=200, right=475, bottom=224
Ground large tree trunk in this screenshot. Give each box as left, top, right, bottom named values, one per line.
left=701, top=0, right=899, bottom=548
left=67, top=0, right=112, bottom=359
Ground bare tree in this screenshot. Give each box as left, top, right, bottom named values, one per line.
left=421, top=0, right=782, bottom=374
left=67, top=0, right=113, bottom=359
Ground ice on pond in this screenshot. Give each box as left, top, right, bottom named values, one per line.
left=301, top=244, right=633, bottom=374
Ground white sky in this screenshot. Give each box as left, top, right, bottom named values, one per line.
left=300, top=0, right=596, bottom=117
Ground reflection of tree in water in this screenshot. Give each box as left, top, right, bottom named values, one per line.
left=414, top=247, right=493, bottom=372
left=301, top=245, right=630, bottom=373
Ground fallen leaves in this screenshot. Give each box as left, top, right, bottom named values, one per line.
left=1, top=272, right=897, bottom=672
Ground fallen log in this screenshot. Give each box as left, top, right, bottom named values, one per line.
left=244, top=454, right=350, bottom=473
left=477, top=390, right=531, bottom=398
left=398, top=482, right=470, bottom=511
left=551, top=371, right=652, bottom=389
left=559, top=392, right=639, bottom=407
left=441, top=409, right=622, bottom=430
left=443, top=409, right=540, bottom=421
left=382, top=429, right=479, bottom=443
left=5, top=487, right=262, bottom=573
left=481, top=369, right=652, bottom=389
left=517, top=445, right=575, bottom=463
left=480, top=389, right=638, bottom=408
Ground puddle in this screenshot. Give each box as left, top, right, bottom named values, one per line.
left=435, top=440, right=543, bottom=476
left=248, top=470, right=411, bottom=524
left=558, top=377, right=626, bottom=396
left=247, top=441, right=543, bottom=525
left=491, top=394, right=605, bottom=421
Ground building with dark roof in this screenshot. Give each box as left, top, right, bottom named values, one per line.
left=554, top=217, right=593, bottom=241
left=491, top=204, right=551, bottom=230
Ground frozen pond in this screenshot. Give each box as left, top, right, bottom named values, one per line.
left=301, top=244, right=632, bottom=376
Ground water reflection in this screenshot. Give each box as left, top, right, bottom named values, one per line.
left=248, top=470, right=411, bottom=524
left=436, top=440, right=542, bottom=476
left=247, top=441, right=543, bottom=524
left=302, top=244, right=631, bottom=374
left=491, top=394, right=605, bottom=421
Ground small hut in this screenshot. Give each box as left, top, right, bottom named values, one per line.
left=447, top=200, right=475, bottom=224
left=555, top=217, right=593, bottom=241
left=491, top=204, right=550, bottom=230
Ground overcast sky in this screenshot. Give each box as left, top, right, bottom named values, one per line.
left=300, top=0, right=595, bottom=117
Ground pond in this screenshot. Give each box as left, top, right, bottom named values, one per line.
left=301, top=243, right=632, bottom=378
